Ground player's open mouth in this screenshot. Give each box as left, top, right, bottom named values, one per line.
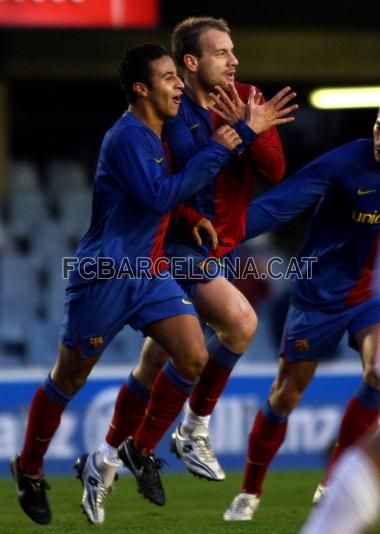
left=172, top=96, right=181, bottom=104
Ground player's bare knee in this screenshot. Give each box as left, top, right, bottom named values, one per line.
left=135, top=363, right=162, bottom=388
left=51, top=371, right=87, bottom=397
left=136, top=351, right=168, bottom=386
left=52, top=346, right=98, bottom=396
left=274, top=386, right=303, bottom=414
left=178, top=347, right=208, bottom=381
left=221, top=307, right=257, bottom=352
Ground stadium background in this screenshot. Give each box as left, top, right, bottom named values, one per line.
left=0, top=0, right=379, bottom=476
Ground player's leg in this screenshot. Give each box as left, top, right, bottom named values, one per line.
left=104, top=338, right=167, bottom=452
left=224, top=356, right=317, bottom=520
left=304, top=314, right=380, bottom=531
left=39, top=277, right=124, bottom=525
left=317, top=321, right=380, bottom=496
left=12, top=344, right=101, bottom=525
left=172, top=275, right=257, bottom=480
left=187, top=275, right=257, bottom=413
left=91, top=338, right=168, bottom=507
left=301, top=429, right=380, bottom=534
left=102, top=275, right=257, bottom=481
left=224, top=302, right=347, bottom=520
left=118, top=312, right=209, bottom=505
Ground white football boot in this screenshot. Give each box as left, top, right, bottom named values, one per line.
left=312, top=483, right=329, bottom=505
left=74, top=452, right=118, bottom=524
left=170, top=424, right=225, bottom=481
left=223, top=492, right=261, bottom=521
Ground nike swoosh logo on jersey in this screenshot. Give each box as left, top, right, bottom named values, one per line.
left=190, top=123, right=199, bottom=130
left=155, top=156, right=164, bottom=164
left=181, top=298, right=192, bottom=305
left=357, top=188, right=377, bottom=195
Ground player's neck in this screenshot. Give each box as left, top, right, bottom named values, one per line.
left=128, top=104, right=163, bottom=138
left=184, top=75, right=212, bottom=109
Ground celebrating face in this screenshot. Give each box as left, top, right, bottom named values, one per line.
left=147, top=55, right=184, bottom=120
left=194, top=29, right=238, bottom=92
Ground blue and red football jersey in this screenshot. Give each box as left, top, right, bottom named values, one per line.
left=246, top=139, right=380, bottom=310
left=68, top=111, right=233, bottom=287
left=164, top=82, right=286, bottom=257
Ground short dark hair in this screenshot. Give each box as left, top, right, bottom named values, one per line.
left=172, top=17, right=231, bottom=68
left=119, top=43, right=170, bottom=103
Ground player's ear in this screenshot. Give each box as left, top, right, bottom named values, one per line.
left=183, top=54, right=198, bottom=72
left=132, top=82, right=149, bottom=98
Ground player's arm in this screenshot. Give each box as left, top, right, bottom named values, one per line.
left=163, top=93, right=253, bottom=171
left=244, top=149, right=341, bottom=240
left=244, top=89, right=286, bottom=185
left=247, top=116, right=286, bottom=185
left=164, top=113, right=199, bottom=169
left=110, top=125, right=240, bottom=215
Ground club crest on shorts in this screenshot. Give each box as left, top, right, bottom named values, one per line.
left=294, top=339, right=309, bottom=353
left=88, top=336, right=104, bottom=348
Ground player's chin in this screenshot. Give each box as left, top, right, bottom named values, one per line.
left=219, top=77, right=234, bottom=90
left=167, top=103, right=180, bottom=117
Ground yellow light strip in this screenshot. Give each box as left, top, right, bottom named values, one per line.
left=309, top=87, right=380, bottom=109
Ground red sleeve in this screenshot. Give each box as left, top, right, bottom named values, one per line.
left=174, top=205, right=204, bottom=229
left=235, top=82, right=286, bottom=185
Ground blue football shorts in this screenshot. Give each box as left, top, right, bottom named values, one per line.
left=166, top=241, right=236, bottom=300
left=279, top=298, right=380, bottom=362
left=60, top=274, right=197, bottom=358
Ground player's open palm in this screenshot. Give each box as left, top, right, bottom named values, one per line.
left=212, top=124, right=242, bottom=150
left=208, top=83, right=246, bottom=125
left=246, top=86, right=298, bottom=134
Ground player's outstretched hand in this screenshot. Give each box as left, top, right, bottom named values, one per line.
left=246, top=86, right=298, bottom=134
left=208, top=83, right=246, bottom=125
left=192, top=217, right=218, bottom=249
left=212, top=124, right=242, bottom=150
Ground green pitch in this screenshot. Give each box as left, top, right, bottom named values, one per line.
left=2, top=471, right=380, bottom=533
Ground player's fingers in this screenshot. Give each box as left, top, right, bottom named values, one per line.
left=200, top=220, right=219, bottom=249
left=250, top=89, right=262, bottom=106
left=228, top=82, right=241, bottom=105
left=209, top=92, right=221, bottom=104
left=230, top=131, right=242, bottom=144
left=208, top=105, right=230, bottom=122
left=272, top=116, right=296, bottom=125
left=223, top=124, right=237, bottom=135
left=269, top=86, right=292, bottom=105
left=192, top=227, right=203, bottom=246
left=248, top=86, right=256, bottom=106
left=275, top=92, right=297, bottom=110
left=214, top=85, right=231, bottom=101
left=209, top=228, right=219, bottom=250
left=214, top=85, right=236, bottom=111
left=276, top=104, right=299, bottom=117
left=209, top=92, right=233, bottom=114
